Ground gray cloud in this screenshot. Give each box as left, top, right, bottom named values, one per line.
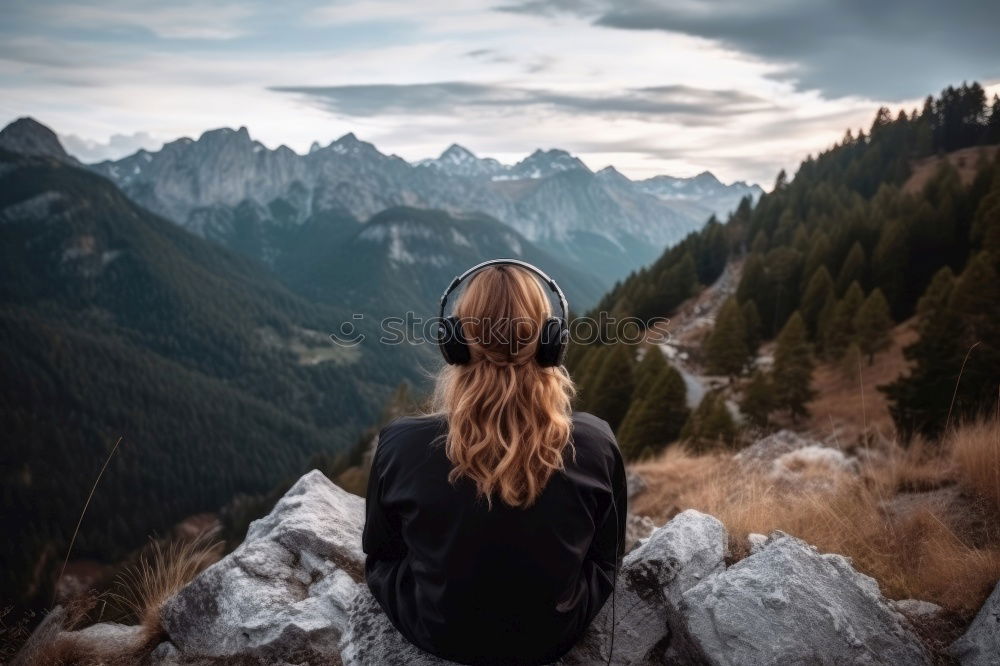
left=270, top=81, right=775, bottom=124
left=496, top=0, right=1000, bottom=99
left=61, top=131, right=164, bottom=162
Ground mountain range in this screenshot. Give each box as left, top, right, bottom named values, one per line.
left=82, top=124, right=761, bottom=288
left=0, top=115, right=757, bottom=609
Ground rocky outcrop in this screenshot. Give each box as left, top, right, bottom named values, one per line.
left=734, top=429, right=825, bottom=469
left=31, top=470, right=941, bottom=665
left=949, top=581, right=1000, bottom=665
left=158, top=470, right=364, bottom=662
left=680, top=532, right=930, bottom=665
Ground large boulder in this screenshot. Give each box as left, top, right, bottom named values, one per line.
left=949, top=581, right=1000, bottom=665
left=735, top=430, right=824, bottom=469
left=158, top=470, right=365, bottom=662
left=562, top=510, right=728, bottom=665
left=679, top=532, right=932, bottom=665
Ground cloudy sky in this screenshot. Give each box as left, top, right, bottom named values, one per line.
left=2, top=0, right=998, bottom=185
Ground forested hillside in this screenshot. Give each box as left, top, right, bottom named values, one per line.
left=572, top=82, right=1000, bottom=451
left=0, top=149, right=418, bottom=608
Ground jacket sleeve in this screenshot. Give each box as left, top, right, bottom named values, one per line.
left=581, top=438, right=628, bottom=623
left=362, top=436, right=406, bottom=562
left=594, top=442, right=628, bottom=565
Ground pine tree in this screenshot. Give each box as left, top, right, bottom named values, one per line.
left=835, top=242, right=867, bottom=295
left=740, top=370, right=774, bottom=429
left=815, top=291, right=837, bottom=358
left=802, top=232, right=832, bottom=284
left=885, top=268, right=959, bottom=438
left=800, top=266, right=835, bottom=337
left=572, top=344, right=607, bottom=411
left=632, top=345, right=670, bottom=395
left=772, top=312, right=815, bottom=420
left=825, top=281, right=865, bottom=359
left=872, top=217, right=911, bottom=318
left=737, top=253, right=766, bottom=305
left=839, top=342, right=863, bottom=380
left=705, top=297, right=748, bottom=379
left=618, top=360, right=689, bottom=460
left=680, top=391, right=737, bottom=450
left=944, top=252, right=1000, bottom=418
left=741, top=299, right=762, bottom=359
left=852, top=288, right=893, bottom=364
left=587, top=343, right=636, bottom=431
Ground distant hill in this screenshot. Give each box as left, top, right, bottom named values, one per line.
left=0, top=147, right=419, bottom=607
left=79, top=124, right=761, bottom=287
left=296, top=206, right=607, bottom=317
left=0, top=117, right=78, bottom=163
left=176, top=199, right=605, bottom=315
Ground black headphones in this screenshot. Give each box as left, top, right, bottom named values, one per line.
left=436, top=259, right=570, bottom=367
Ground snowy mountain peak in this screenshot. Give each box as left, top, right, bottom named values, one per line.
left=440, top=143, right=477, bottom=163
left=636, top=171, right=764, bottom=218
left=510, top=148, right=589, bottom=180
left=418, top=143, right=507, bottom=178
left=309, top=141, right=322, bottom=154
left=325, top=132, right=382, bottom=157
left=595, top=165, right=632, bottom=187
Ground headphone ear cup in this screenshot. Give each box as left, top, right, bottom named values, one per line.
left=437, top=316, right=471, bottom=365
left=536, top=317, right=568, bottom=367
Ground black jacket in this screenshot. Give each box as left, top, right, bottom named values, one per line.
left=363, top=412, right=627, bottom=665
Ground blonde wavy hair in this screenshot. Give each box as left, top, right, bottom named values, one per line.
left=431, top=265, right=576, bottom=508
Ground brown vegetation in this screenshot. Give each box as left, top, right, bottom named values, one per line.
left=14, top=534, right=221, bottom=665
left=109, top=532, right=222, bottom=640
left=902, top=144, right=1000, bottom=195
left=802, top=320, right=918, bottom=441
left=630, top=418, right=1000, bottom=621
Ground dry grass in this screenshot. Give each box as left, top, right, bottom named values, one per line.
left=11, top=534, right=221, bottom=665
left=630, top=420, right=1000, bottom=620
left=802, top=320, right=918, bottom=442
left=949, top=417, right=1000, bottom=515
left=902, top=144, right=1000, bottom=195
left=109, top=532, right=222, bottom=640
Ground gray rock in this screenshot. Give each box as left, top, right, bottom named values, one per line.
left=143, top=470, right=935, bottom=666
left=160, top=470, right=364, bottom=662
left=340, top=591, right=452, bottom=666
left=625, top=470, right=647, bottom=499
left=61, top=621, right=148, bottom=654
left=11, top=606, right=67, bottom=666
left=892, top=599, right=944, bottom=619
left=147, top=641, right=186, bottom=665
left=735, top=430, right=824, bottom=469
left=624, top=513, right=657, bottom=552
left=563, top=510, right=728, bottom=665
left=949, top=581, right=1000, bottom=665
left=679, top=533, right=932, bottom=665
left=747, top=533, right=767, bottom=555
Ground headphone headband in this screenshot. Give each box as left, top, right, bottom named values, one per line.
left=438, top=258, right=569, bottom=321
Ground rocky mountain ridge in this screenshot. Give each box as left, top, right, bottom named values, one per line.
left=37, top=119, right=763, bottom=285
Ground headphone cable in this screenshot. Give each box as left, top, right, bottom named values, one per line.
left=606, top=495, right=619, bottom=666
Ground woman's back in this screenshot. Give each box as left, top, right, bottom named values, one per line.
left=364, top=411, right=627, bottom=665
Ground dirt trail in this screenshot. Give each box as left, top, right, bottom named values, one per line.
left=645, top=260, right=744, bottom=408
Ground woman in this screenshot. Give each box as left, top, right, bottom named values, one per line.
left=363, top=260, right=627, bottom=665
